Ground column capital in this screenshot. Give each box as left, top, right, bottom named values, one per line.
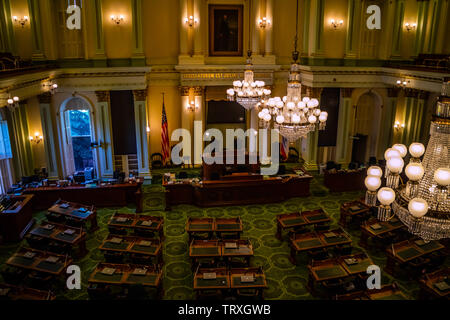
left=404, top=88, right=419, bottom=98
left=180, top=86, right=191, bottom=96
left=133, top=89, right=147, bottom=101
left=95, top=91, right=110, bottom=102
left=38, top=92, right=52, bottom=104
left=341, top=88, right=354, bottom=98
left=387, top=87, right=400, bottom=98
left=193, top=86, right=205, bottom=96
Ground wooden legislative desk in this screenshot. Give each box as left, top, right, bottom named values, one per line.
left=0, top=195, right=34, bottom=243
left=24, top=182, right=143, bottom=212
left=164, top=174, right=312, bottom=209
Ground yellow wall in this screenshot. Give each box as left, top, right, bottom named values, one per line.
left=102, top=0, right=133, bottom=59
left=25, top=97, right=45, bottom=170
left=10, top=0, right=32, bottom=59
left=143, top=0, right=180, bottom=65
left=147, top=85, right=181, bottom=155
left=322, top=0, right=347, bottom=59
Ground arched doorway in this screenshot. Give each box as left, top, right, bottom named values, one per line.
left=59, top=96, right=98, bottom=179
left=351, top=91, right=383, bottom=164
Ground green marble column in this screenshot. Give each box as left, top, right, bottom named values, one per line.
left=6, top=103, right=34, bottom=179
left=133, top=90, right=150, bottom=179
left=426, top=0, right=442, bottom=53
left=336, top=88, right=353, bottom=165
left=302, top=86, right=322, bottom=171
left=414, top=0, right=430, bottom=56
left=390, top=0, right=405, bottom=58
left=95, top=91, right=114, bottom=178
left=310, top=0, right=325, bottom=57
left=344, top=0, right=361, bottom=59
left=38, top=93, right=59, bottom=179
left=301, top=0, right=310, bottom=57
left=131, top=0, right=145, bottom=66
left=27, top=0, right=45, bottom=60
left=0, top=0, right=15, bottom=54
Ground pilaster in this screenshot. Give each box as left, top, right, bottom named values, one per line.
left=95, top=91, right=114, bottom=178
left=38, top=92, right=59, bottom=179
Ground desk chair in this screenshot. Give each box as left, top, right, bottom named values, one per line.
left=25, top=272, right=53, bottom=290
left=25, top=234, right=49, bottom=251
left=130, top=253, right=154, bottom=266
left=0, top=266, right=27, bottom=285
left=65, top=217, right=84, bottom=229
left=308, top=248, right=330, bottom=262
left=314, top=222, right=331, bottom=232
left=236, top=289, right=261, bottom=300
left=47, top=241, right=71, bottom=255
left=133, top=229, right=155, bottom=239
left=126, top=284, right=149, bottom=300
left=151, top=153, right=164, bottom=169
left=108, top=226, right=128, bottom=236
left=104, top=251, right=124, bottom=263
left=88, top=284, right=112, bottom=300
left=196, top=290, right=223, bottom=301
left=45, top=212, right=65, bottom=224
left=333, top=244, right=353, bottom=256
left=277, top=165, right=286, bottom=175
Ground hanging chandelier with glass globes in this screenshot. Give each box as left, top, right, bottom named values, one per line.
left=226, top=0, right=270, bottom=110
left=364, top=81, right=450, bottom=241
left=226, top=55, right=271, bottom=110
left=255, top=0, right=327, bottom=142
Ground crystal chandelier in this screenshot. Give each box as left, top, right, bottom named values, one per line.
left=364, top=81, right=450, bottom=241
left=226, top=0, right=269, bottom=110
left=226, top=53, right=271, bottom=110
left=255, top=0, right=327, bottom=142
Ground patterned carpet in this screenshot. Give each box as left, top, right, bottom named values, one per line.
left=0, top=168, right=446, bottom=300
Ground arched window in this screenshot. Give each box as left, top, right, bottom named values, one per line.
left=59, top=97, right=97, bottom=179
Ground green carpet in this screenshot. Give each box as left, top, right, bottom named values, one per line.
left=0, top=168, right=446, bottom=300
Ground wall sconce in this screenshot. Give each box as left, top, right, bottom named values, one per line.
left=330, top=19, right=344, bottom=29
left=394, top=121, right=405, bottom=131
left=186, top=100, right=199, bottom=112
left=184, top=15, right=198, bottom=27
left=258, top=17, right=271, bottom=29
left=43, top=82, right=58, bottom=94
left=404, top=22, right=416, bottom=32
left=110, top=15, right=124, bottom=25
left=396, top=79, right=410, bottom=88
left=146, top=126, right=151, bottom=133
left=3, top=95, right=20, bottom=111
left=13, top=16, right=28, bottom=28
left=29, top=132, right=43, bottom=144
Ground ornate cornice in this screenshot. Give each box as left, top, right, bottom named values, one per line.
left=95, top=91, right=110, bottom=102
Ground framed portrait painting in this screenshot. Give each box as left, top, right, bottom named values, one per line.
left=209, top=5, right=243, bottom=56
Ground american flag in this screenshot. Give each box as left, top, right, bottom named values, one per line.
left=161, top=97, right=170, bottom=163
